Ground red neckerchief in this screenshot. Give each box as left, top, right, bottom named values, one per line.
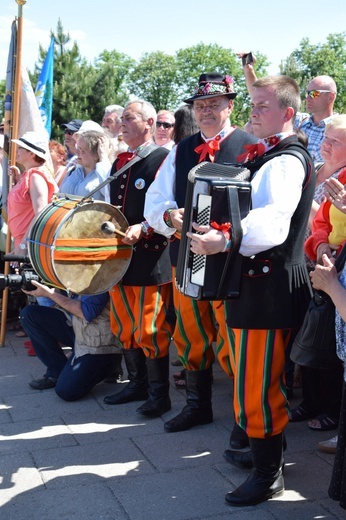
left=116, top=151, right=135, bottom=170
left=236, top=133, right=295, bottom=163
left=194, top=135, right=221, bottom=163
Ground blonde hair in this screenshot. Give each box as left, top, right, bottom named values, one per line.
left=325, top=114, right=346, bottom=135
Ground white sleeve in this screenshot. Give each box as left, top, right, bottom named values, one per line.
left=239, top=154, right=306, bottom=256
left=144, top=147, right=178, bottom=237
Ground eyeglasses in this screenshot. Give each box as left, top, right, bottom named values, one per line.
left=156, top=122, right=174, bottom=129
left=64, top=129, right=75, bottom=135
left=306, top=90, right=334, bottom=99
left=194, top=101, right=227, bottom=112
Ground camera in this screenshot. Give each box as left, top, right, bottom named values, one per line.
left=0, top=259, right=40, bottom=292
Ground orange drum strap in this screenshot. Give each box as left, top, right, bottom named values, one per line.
left=53, top=238, right=132, bottom=261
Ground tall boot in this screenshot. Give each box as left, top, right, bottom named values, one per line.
left=229, top=422, right=249, bottom=450
left=137, top=356, right=171, bottom=417
left=103, top=348, right=148, bottom=405
left=224, top=433, right=287, bottom=470
left=103, top=353, right=123, bottom=383
left=225, top=433, right=284, bottom=507
left=164, top=367, right=213, bottom=432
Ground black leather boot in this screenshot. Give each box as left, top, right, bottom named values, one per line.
left=224, top=433, right=287, bottom=470
left=223, top=449, right=253, bottom=469
left=164, top=367, right=213, bottom=432
left=229, top=422, right=249, bottom=449
left=137, top=356, right=171, bottom=417
left=103, top=353, right=124, bottom=383
left=225, top=433, right=284, bottom=506
left=103, top=348, right=148, bottom=405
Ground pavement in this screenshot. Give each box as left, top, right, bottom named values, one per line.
left=0, top=326, right=345, bottom=520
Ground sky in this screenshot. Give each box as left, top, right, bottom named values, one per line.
left=0, top=0, right=346, bottom=82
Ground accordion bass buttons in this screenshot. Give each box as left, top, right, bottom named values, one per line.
left=248, top=269, right=255, bottom=276
left=262, top=266, right=270, bottom=273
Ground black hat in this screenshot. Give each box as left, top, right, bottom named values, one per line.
left=60, top=119, right=83, bottom=132
left=184, top=73, right=237, bottom=104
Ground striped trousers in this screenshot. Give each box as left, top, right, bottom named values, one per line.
left=230, top=328, right=292, bottom=438
left=109, top=282, right=173, bottom=359
left=172, top=270, right=233, bottom=377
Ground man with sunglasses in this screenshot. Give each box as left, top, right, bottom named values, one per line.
left=154, top=110, right=176, bottom=150
left=237, top=52, right=337, bottom=163
left=296, top=76, right=337, bottom=162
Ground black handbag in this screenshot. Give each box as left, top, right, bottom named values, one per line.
left=290, top=245, right=346, bottom=370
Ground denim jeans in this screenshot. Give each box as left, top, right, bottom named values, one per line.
left=20, top=305, right=118, bottom=401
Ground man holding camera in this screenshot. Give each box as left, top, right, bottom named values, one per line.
left=20, top=280, right=122, bottom=400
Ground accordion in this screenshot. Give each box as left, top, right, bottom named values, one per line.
left=175, top=162, right=251, bottom=300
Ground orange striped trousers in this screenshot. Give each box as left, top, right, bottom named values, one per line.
left=109, top=282, right=173, bottom=359
left=172, top=270, right=233, bottom=377
left=230, top=328, right=292, bottom=438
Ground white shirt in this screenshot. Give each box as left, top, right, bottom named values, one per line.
left=144, top=150, right=306, bottom=257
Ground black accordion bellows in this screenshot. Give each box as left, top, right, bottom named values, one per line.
left=175, top=162, right=251, bottom=300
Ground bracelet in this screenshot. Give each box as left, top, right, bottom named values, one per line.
left=222, top=238, right=232, bottom=253
left=163, top=208, right=175, bottom=228
left=140, top=221, right=154, bottom=236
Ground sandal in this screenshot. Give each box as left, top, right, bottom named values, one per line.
left=173, top=369, right=186, bottom=381
left=308, top=414, right=339, bottom=431
left=289, top=404, right=316, bottom=422
left=174, top=378, right=186, bottom=389
left=15, top=329, right=28, bottom=338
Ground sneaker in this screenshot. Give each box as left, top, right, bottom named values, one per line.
left=318, top=436, right=338, bottom=454
left=29, top=376, right=58, bottom=390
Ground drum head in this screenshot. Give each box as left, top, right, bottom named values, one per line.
left=53, top=201, right=132, bottom=294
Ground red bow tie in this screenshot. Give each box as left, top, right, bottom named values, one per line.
left=236, top=143, right=266, bottom=163
left=194, top=137, right=221, bottom=163
left=116, top=151, right=135, bottom=170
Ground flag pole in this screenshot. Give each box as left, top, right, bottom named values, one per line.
left=0, top=0, right=26, bottom=347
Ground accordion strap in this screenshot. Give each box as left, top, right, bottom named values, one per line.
left=216, top=185, right=243, bottom=299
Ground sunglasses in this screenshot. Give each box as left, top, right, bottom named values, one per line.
left=156, top=122, right=174, bottom=129
left=305, top=90, right=333, bottom=99
left=64, top=129, right=75, bottom=135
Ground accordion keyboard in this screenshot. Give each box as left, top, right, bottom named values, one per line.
left=191, top=194, right=211, bottom=286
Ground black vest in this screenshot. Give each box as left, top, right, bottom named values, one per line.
left=170, top=128, right=258, bottom=265
left=226, top=136, right=316, bottom=330
left=109, top=146, right=172, bottom=286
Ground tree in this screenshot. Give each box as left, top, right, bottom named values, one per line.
left=129, top=51, right=178, bottom=111
left=280, top=33, right=346, bottom=113
left=30, top=20, right=135, bottom=140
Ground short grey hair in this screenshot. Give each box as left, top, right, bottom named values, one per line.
left=125, top=100, right=157, bottom=134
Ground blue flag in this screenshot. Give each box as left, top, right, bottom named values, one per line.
left=35, top=38, right=54, bottom=137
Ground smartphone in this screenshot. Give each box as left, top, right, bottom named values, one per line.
left=242, top=52, right=254, bottom=66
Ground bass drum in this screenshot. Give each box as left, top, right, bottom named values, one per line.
left=27, top=197, right=132, bottom=294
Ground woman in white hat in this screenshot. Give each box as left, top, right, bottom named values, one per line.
left=8, top=131, right=58, bottom=254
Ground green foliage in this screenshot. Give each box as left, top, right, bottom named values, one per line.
left=2, top=25, right=346, bottom=136
left=129, top=52, right=178, bottom=111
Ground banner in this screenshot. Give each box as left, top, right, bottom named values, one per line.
left=35, top=38, right=54, bottom=137
left=1, top=21, right=17, bottom=219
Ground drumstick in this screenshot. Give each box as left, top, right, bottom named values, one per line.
left=101, top=221, right=126, bottom=238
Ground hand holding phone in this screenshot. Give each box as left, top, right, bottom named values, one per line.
left=242, top=52, right=254, bottom=66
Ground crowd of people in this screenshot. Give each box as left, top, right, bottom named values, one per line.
left=1, top=53, right=346, bottom=510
